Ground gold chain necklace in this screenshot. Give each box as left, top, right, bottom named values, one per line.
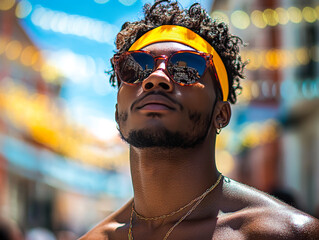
left=128, top=173, right=223, bottom=240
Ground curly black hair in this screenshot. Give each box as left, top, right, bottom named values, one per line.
left=109, top=0, right=246, bottom=104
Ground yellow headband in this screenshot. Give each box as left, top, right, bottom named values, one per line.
left=128, top=25, right=229, bottom=101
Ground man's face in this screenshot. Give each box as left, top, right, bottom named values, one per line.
left=116, top=42, right=218, bottom=149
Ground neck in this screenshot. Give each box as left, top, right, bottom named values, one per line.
left=130, top=135, right=220, bottom=220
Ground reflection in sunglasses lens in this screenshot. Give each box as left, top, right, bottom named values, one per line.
left=118, top=51, right=206, bottom=85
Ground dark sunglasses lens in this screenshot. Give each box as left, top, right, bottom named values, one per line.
left=118, top=52, right=154, bottom=84
left=168, top=52, right=206, bottom=84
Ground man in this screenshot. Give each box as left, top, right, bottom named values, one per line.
left=80, top=1, right=319, bottom=239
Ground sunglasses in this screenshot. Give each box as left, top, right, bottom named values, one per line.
left=113, top=50, right=218, bottom=86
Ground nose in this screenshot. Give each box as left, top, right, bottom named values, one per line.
left=141, top=59, right=174, bottom=92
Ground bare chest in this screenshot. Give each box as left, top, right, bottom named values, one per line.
left=105, top=220, right=246, bottom=240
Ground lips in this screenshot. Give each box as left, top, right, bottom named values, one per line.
left=135, top=95, right=176, bottom=111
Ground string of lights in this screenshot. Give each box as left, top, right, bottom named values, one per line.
left=0, top=35, right=112, bottom=91
left=237, top=78, right=319, bottom=104
left=241, top=45, right=319, bottom=71
left=211, top=5, right=319, bottom=29
left=1, top=0, right=119, bottom=45
left=0, top=35, right=61, bottom=83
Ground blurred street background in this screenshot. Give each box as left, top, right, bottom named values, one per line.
left=0, top=0, right=319, bottom=238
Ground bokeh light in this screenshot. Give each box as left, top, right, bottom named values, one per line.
left=288, top=6, right=303, bottom=23
left=263, top=8, right=279, bottom=26
left=20, top=46, right=36, bottom=66
left=276, top=7, right=289, bottom=25
left=295, top=47, right=309, bottom=65
left=5, top=40, right=22, bottom=60
left=216, top=150, right=235, bottom=175
left=251, top=10, right=267, bottom=28
left=40, top=63, right=60, bottom=82
left=94, top=0, right=110, bottom=4
left=31, top=6, right=119, bottom=44
left=231, top=10, right=250, bottom=29
left=265, top=49, right=281, bottom=70
left=251, top=81, right=260, bottom=99
left=118, top=0, right=137, bottom=6
left=237, top=79, right=253, bottom=103
left=0, top=0, right=15, bottom=11
left=211, top=11, right=230, bottom=25
left=31, top=51, right=43, bottom=71
left=15, top=0, right=32, bottom=19
left=302, top=7, right=317, bottom=23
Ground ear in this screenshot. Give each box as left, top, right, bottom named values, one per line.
left=115, top=103, right=119, bottom=124
left=212, top=101, right=231, bottom=130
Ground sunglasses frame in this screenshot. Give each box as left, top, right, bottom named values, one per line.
left=113, top=50, right=221, bottom=87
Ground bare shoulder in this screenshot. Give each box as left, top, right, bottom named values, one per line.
left=219, top=177, right=319, bottom=240
left=240, top=206, right=319, bottom=240
left=78, top=199, right=133, bottom=240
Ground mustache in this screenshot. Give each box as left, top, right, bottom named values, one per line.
left=131, top=91, right=183, bottom=111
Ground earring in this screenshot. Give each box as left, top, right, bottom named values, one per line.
left=216, top=123, right=223, bottom=135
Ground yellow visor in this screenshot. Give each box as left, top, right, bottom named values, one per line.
left=128, top=25, right=229, bottom=101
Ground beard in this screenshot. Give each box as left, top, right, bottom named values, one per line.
left=117, top=111, right=212, bottom=149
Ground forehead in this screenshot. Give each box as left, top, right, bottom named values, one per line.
left=141, top=41, right=196, bottom=55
